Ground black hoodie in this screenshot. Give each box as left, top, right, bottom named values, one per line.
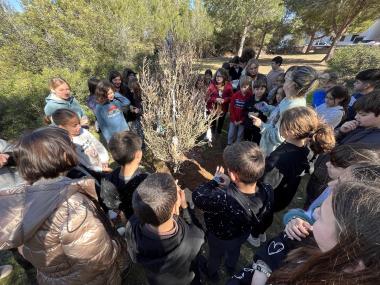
left=125, top=215, right=204, bottom=285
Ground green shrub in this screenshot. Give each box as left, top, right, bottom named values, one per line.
left=328, top=45, right=380, bottom=79
left=0, top=68, right=90, bottom=140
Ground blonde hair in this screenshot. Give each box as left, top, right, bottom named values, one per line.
left=280, top=106, right=335, bottom=154
left=48, top=77, right=71, bottom=90
left=289, top=66, right=319, bottom=98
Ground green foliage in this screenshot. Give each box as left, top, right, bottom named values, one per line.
left=204, top=0, right=284, bottom=54
left=328, top=46, right=380, bottom=79
left=0, top=0, right=213, bottom=140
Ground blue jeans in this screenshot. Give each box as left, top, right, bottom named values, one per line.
left=227, top=122, right=245, bottom=145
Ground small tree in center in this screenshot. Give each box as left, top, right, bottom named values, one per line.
left=140, top=42, right=216, bottom=172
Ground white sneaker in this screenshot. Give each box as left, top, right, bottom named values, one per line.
left=259, top=233, right=267, bottom=243
left=247, top=234, right=261, bottom=247
left=0, top=265, right=13, bottom=280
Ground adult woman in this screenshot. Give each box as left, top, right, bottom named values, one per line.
left=251, top=66, right=319, bottom=156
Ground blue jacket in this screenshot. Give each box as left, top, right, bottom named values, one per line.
left=95, top=94, right=130, bottom=142
left=311, top=89, right=326, bottom=108
left=44, top=93, right=85, bottom=118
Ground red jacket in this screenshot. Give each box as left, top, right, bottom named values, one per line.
left=206, top=81, right=233, bottom=113
left=229, top=90, right=252, bottom=123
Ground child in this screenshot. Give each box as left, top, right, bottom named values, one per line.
left=249, top=164, right=380, bottom=285
left=228, top=145, right=379, bottom=285
left=95, top=80, right=131, bottom=142
left=52, top=109, right=110, bottom=173
left=251, top=66, right=319, bottom=156
left=311, top=71, right=338, bottom=108
left=109, top=70, right=128, bottom=96
left=204, top=69, right=213, bottom=86
left=206, top=68, right=234, bottom=134
left=316, top=85, right=350, bottom=128
left=227, top=76, right=253, bottom=145
left=267, top=73, right=285, bottom=104
left=125, top=77, right=144, bottom=140
left=347, top=68, right=380, bottom=121
left=126, top=173, right=204, bottom=285
left=263, top=106, right=335, bottom=212
left=243, top=78, right=268, bottom=144
left=193, top=142, right=273, bottom=281
left=0, top=127, right=125, bottom=284
left=44, top=77, right=88, bottom=126
left=337, top=90, right=380, bottom=145
left=306, top=92, right=380, bottom=207
left=229, top=56, right=243, bottom=81
left=284, top=144, right=379, bottom=240
left=102, top=131, right=148, bottom=219
left=273, top=86, right=285, bottom=106
left=86, top=76, right=100, bottom=113
left=266, top=56, right=284, bottom=91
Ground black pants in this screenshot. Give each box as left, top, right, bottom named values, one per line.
left=226, top=232, right=306, bottom=285
left=207, top=232, right=249, bottom=275
left=211, top=113, right=227, bottom=134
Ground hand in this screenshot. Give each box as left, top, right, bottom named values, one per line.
left=0, top=153, right=9, bottom=168
left=251, top=116, right=262, bottom=128
left=340, top=120, right=358, bottom=133
left=179, top=188, right=188, bottom=209
left=284, top=218, right=312, bottom=241
left=102, top=163, right=112, bottom=172
left=213, top=166, right=230, bottom=187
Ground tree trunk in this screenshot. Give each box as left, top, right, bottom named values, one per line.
left=305, top=32, right=316, bottom=54
left=256, top=30, right=267, bottom=59
left=322, top=26, right=348, bottom=62
left=238, top=24, right=250, bottom=56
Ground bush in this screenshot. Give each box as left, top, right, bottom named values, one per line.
left=328, top=45, right=380, bottom=79
left=0, top=68, right=91, bottom=140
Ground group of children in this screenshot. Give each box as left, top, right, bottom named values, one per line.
left=0, top=49, right=380, bottom=285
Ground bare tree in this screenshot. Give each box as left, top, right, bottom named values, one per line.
left=139, top=42, right=217, bottom=172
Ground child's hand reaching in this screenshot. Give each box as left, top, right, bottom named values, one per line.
left=102, top=163, right=112, bottom=173
left=213, top=166, right=230, bottom=187
left=340, top=120, right=359, bottom=133
left=284, top=218, right=312, bottom=241
left=251, top=115, right=262, bottom=128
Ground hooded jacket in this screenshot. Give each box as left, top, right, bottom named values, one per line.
left=126, top=215, right=204, bottom=285
left=0, top=176, right=124, bottom=285
left=44, top=93, right=85, bottom=118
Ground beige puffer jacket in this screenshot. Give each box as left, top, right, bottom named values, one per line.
left=0, top=176, right=125, bottom=285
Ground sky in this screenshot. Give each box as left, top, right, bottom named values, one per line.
left=5, top=0, right=23, bottom=11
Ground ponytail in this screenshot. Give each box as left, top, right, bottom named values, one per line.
left=309, top=122, right=335, bottom=154
left=281, top=106, right=336, bottom=154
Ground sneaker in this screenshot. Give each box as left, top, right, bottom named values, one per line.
left=247, top=234, right=261, bottom=247
left=198, top=255, right=220, bottom=283
left=0, top=265, right=13, bottom=280
left=259, top=233, right=267, bottom=243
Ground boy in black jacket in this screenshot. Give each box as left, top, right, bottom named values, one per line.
left=101, top=131, right=148, bottom=218
left=126, top=173, right=205, bottom=285
left=193, top=142, right=273, bottom=281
